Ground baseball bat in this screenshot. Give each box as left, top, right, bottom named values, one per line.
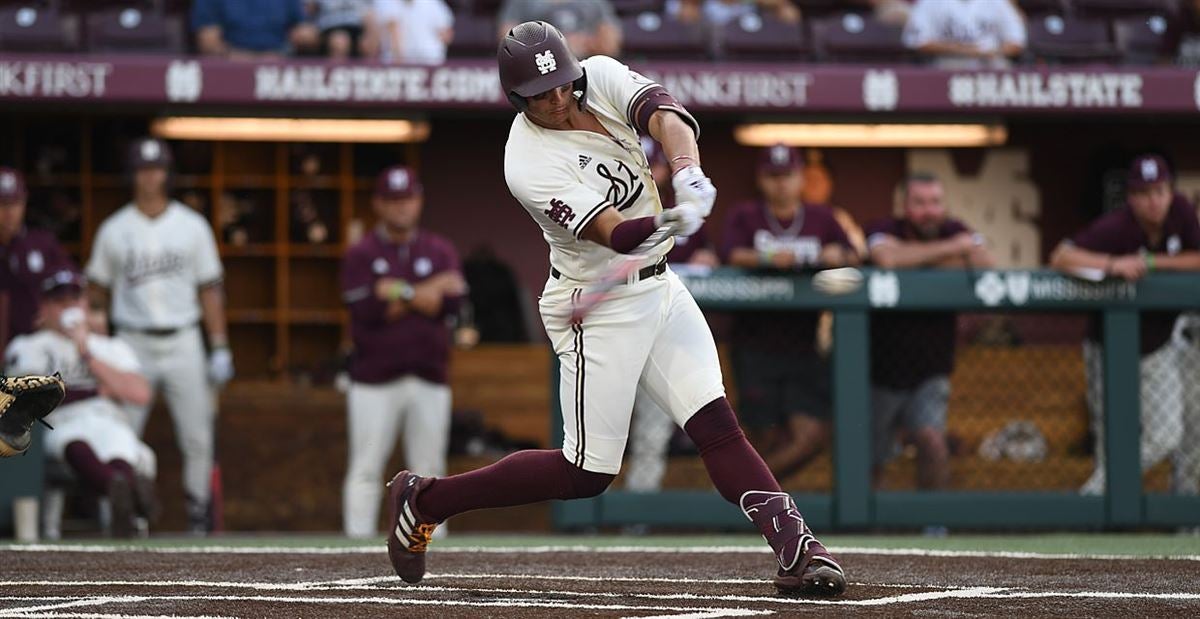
left=570, top=224, right=674, bottom=323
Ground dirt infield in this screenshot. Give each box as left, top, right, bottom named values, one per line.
left=2, top=543, right=1199, bottom=617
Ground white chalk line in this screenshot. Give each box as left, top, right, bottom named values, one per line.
left=0, top=594, right=770, bottom=616
left=4, top=543, right=1199, bottom=562
left=0, top=614, right=235, bottom=619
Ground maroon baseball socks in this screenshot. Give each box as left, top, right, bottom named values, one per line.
left=684, top=397, right=842, bottom=585
left=416, top=448, right=614, bottom=523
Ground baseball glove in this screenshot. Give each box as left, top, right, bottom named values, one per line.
left=0, top=373, right=66, bottom=457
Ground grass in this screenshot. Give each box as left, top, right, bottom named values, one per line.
left=18, top=531, right=1200, bottom=557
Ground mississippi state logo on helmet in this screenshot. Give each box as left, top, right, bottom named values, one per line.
left=497, top=21, right=587, bottom=111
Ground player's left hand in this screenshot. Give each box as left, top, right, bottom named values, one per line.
left=672, top=166, right=716, bottom=217
left=656, top=202, right=704, bottom=238
left=208, top=346, right=235, bottom=386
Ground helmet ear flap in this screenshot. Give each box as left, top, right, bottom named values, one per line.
left=573, top=69, right=588, bottom=110
left=508, top=92, right=529, bottom=111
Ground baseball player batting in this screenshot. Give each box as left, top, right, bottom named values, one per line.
left=383, top=21, right=846, bottom=596
left=86, top=137, right=232, bottom=534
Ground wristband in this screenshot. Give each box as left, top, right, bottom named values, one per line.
left=385, top=280, right=415, bottom=302
left=1144, top=252, right=1156, bottom=271
left=758, top=248, right=775, bottom=266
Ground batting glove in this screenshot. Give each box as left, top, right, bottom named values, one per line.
left=655, top=202, right=704, bottom=238
left=208, top=346, right=235, bottom=386
left=672, top=166, right=716, bottom=217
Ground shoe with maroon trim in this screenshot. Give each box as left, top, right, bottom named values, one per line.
left=740, top=490, right=846, bottom=597
left=386, top=470, right=439, bottom=584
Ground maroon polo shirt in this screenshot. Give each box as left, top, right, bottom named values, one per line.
left=340, top=228, right=462, bottom=385
left=866, top=217, right=969, bottom=389
left=721, top=200, right=852, bottom=351
left=0, top=228, right=69, bottom=340
left=1071, top=194, right=1200, bottom=355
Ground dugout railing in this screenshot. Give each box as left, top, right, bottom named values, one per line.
left=550, top=268, right=1200, bottom=531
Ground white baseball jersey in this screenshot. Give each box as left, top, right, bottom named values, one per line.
left=5, top=330, right=153, bottom=469
left=504, top=55, right=698, bottom=283
left=903, top=0, right=1026, bottom=53
left=86, top=202, right=223, bottom=330
left=504, top=55, right=724, bottom=475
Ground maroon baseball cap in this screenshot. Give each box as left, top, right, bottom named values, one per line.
left=41, top=267, right=86, bottom=297
left=0, top=167, right=27, bottom=204
left=129, top=137, right=173, bottom=170
left=1127, top=154, right=1171, bottom=191
left=758, top=144, right=803, bottom=175
left=374, top=165, right=422, bottom=199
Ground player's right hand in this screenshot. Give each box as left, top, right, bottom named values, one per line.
left=655, top=202, right=704, bottom=238
left=672, top=166, right=716, bottom=217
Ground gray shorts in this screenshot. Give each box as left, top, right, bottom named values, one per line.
left=872, top=375, right=951, bottom=465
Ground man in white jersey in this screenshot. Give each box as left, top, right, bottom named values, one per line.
left=384, top=21, right=846, bottom=597
left=6, top=267, right=157, bottom=537
left=86, top=137, right=232, bottom=534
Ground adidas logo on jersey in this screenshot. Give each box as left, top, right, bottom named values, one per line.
left=578, top=155, right=592, bottom=169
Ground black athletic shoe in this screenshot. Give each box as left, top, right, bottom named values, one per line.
left=108, top=474, right=136, bottom=539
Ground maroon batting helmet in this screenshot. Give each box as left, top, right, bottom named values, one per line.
left=497, top=21, right=587, bottom=112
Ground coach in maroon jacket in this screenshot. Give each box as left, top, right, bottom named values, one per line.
left=1051, top=154, right=1200, bottom=496
left=0, top=167, right=69, bottom=349
left=340, top=165, right=465, bottom=538
left=721, top=144, right=858, bottom=477
left=867, top=172, right=995, bottom=492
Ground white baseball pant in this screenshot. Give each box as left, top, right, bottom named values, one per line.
left=343, top=375, right=451, bottom=538
left=1080, top=339, right=1183, bottom=495
left=540, top=268, right=725, bottom=476
left=118, top=325, right=215, bottom=505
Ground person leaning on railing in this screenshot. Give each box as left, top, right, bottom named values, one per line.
left=865, top=171, right=996, bottom=493
left=1050, top=154, right=1200, bottom=496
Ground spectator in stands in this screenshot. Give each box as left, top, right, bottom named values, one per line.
left=498, top=0, right=621, bottom=58
left=308, top=0, right=374, bottom=59
left=5, top=267, right=157, bottom=538
left=371, top=0, right=455, bottom=65
left=668, top=0, right=801, bottom=26
left=340, top=165, right=465, bottom=539
left=866, top=172, right=995, bottom=492
left=1050, top=154, right=1200, bottom=496
left=192, top=0, right=318, bottom=58
left=720, top=144, right=858, bottom=478
left=0, top=167, right=69, bottom=349
left=902, top=0, right=1026, bottom=69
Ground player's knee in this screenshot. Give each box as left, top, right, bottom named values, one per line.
left=684, top=397, right=745, bottom=453
left=565, top=464, right=615, bottom=499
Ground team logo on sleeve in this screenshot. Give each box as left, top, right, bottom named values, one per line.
left=544, top=198, right=576, bottom=229
left=535, top=51, right=557, bottom=75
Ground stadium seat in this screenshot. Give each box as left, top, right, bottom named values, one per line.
left=793, top=0, right=872, bottom=20
left=718, top=12, right=806, bottom=61
left=1015, top=0, right=1068, bottom=16
left=620, top=11, right=711, bottom=61
left=1027, top=15, right=1121, bottom=63
left=1072, top=0, right=1179, bottom=18
left=611, top=0, right=663, bottom=17
left=1113, top=14, right=1173, bottom=63
left=85, top=6, right=184, bottom=53
left=0, top=4, right=79, bottom=52
left=447, top=11, right=497, bottom=58
left=809, top=12, right=907, bottom=63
